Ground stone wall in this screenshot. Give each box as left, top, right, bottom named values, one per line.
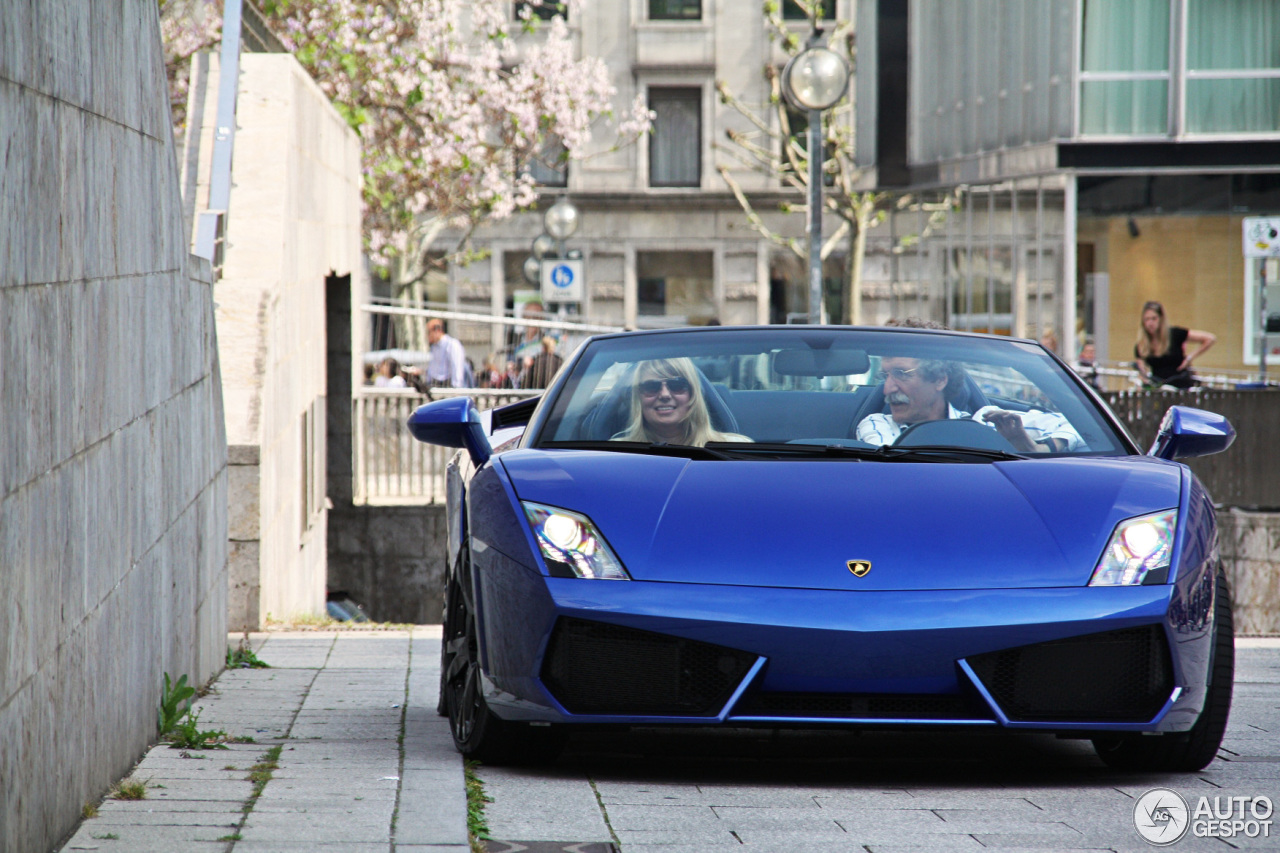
left=185, top=53, right=365, bottom=627
left=1219, top=508, right=1280, bottom=636
left=0, top=5, right=228, bottom=851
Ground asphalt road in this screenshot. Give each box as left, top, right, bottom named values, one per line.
left=477, top=639, right=1280, bottom=853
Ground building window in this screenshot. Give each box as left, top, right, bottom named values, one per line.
left=783, top=107, right=835, bottom=187
left=649, top=87, right=701, bottom=187
left=1244, top=257, right=1280, bottom=365
left=1079, top=0, right=1171, bottom=135
left=782, top=0, right=836, bottom=20
left=300, top=397, right=323, bottom=534
left=637, top=251, right=715, bottom=325
left=515, top=1, right=566, bottom=21
left=1184, top=0, right=1280, bottom=133
left=650, top=0, right=701, bottom=19
left=1080, top=0, right=1280, bottom=136
left=526, top=137, right=568, bottom=187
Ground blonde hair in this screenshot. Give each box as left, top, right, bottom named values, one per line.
left=1136, top=300, right=1170, bottom=359
left=615, top=357, right=744, bottom=446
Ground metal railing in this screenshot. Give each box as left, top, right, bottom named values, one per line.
left=352, top=381, right=1280, bottom=509
left=1086, top=360, right=1280, bottom=393
left=353, top=388, right=540, bottom=505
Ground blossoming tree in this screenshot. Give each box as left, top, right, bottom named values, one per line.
left=161, top=0, right=649, bottom=339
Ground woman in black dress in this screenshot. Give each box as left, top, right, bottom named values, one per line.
left=1134, top=300, right=1216, bottom=388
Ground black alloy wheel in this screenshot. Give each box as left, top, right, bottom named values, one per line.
left=438, top=546, right=565, bottom=764
left=1092, top=567, right=1235, bottom=771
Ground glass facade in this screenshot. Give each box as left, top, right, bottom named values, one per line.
left=1080, top=0, right=1280, bottom=136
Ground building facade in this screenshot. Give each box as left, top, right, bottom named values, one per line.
left=857, top=0, right=1280, bottom=369
left=414, top=0, right=866, bottom=364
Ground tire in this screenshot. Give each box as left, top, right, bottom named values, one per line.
left=439, top=549, right=565, bottom=765
left=1092, top=568, right=1234, bottom=772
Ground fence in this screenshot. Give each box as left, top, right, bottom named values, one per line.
left=353, top=388, right=539, bottom=504
left=353, top=384, right=1280, bottom=509
left=1102, top=388, right=1280, bottom=509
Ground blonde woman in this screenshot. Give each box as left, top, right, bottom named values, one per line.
left=612, top=358, right=750, bottom=446
left=1135, top=300, right=1216, bottom=389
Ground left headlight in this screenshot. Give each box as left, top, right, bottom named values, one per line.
left=1089, top=509, right=1177, bottom=586
left=522, top=502, right=630, bottom=580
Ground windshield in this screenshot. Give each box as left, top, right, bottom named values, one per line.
left=530, top=328, right=1130, bottom=458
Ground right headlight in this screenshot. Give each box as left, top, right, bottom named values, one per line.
left=1089, top=509, right=1177, bottom=586
left=522, top=501, right=630, bottom=580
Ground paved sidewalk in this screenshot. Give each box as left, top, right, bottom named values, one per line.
left=59, top=628, right=468, bottom=853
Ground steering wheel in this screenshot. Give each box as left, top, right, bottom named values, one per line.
left=892, top=418, right=1018, bottom=452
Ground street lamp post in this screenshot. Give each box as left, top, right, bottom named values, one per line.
left=781, top=30, right=849, bottom=325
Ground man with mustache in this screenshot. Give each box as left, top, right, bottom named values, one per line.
left=856, top=356, right=1082, bottom=453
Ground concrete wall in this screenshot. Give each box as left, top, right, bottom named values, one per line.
left=1220, top=509, right=1280, bottom=636
left=0, top=5, right=228, bottom=852
left=329, top=505, right=449, bottom=624
left=186, top=54, right=364, bottom=628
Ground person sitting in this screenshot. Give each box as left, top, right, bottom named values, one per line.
left=855, top=356, right=1082, bottom=453
left=373, top=357, right=407, bottom=388
left=612, top=357, right=750, bottom=447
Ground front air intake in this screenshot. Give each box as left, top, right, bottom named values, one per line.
left=965, top=624, right=1174, bottom=723
left=541, top=618, right=757, bottom=716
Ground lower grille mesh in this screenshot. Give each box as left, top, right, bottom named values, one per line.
left=733, top=691, right=986, bottom=720
left=541, top=618, right=756, bottom=716
left=965, top=624, right=1174, bottom=722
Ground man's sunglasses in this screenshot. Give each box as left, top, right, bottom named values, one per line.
left=638, top=377, right=693, bottom=397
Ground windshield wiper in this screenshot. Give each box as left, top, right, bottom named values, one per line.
left=541, top=440, right=739, bottom=461
left=874, top=444, right=1026, bottom=463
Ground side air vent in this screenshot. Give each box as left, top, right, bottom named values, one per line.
left=541, top=618, right=756, bottom=716
left=965, top=625, right=1174, bottom=723
left=491, top=396, right=538, bottom=430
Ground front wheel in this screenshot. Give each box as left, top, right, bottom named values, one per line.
left=1092, top=568, right=1234, bottom=772
left=439, top=557, right=564, bottom=765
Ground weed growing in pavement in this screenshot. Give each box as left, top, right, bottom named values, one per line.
left=158, top=673, right=195, bottom=735
left=91, top=833, right=120, bottom=840
left=227, top=735, right=256, bottom=744
left=247, top=745, right=283, bottom=800
left=464, top=760, right=493, bottom=850
left=217, top=832, right=243, bottom=842
left=226, top=634, right=269, bottom=669
left=167, top=709, right=229, bottom=750
left=109, top=779, right=147, bottom=800
left=81, top=802, right=98, bottom=819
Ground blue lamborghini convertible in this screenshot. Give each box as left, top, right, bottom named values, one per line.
left=408, top=326, right=1236, bottom=770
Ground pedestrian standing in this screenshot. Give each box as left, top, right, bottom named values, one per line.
left=1134, top=300, right=1216, bottom=389
left=426, top=318, right=468, bottom=388
left=519, top=336, right=564, bottom=389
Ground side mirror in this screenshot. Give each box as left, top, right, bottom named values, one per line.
left=407, top=397, right=491, bottom=466
left=1148, top=405, right=1235, bottom=460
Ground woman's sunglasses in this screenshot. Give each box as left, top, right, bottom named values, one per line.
left=638, top=377, right=692, bottom=397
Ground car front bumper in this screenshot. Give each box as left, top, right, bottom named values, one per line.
left=475, top=551, right=1216, bottom=734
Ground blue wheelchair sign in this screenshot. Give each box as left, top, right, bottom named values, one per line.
left=540, top=258, right=584, bottom=302
left=551, top=263, right=575, bottom=289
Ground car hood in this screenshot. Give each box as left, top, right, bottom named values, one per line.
left=499, top=450, right=1184, bottom=591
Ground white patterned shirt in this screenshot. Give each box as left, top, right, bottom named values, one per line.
left=857, top=404, right=1083, bottom=451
